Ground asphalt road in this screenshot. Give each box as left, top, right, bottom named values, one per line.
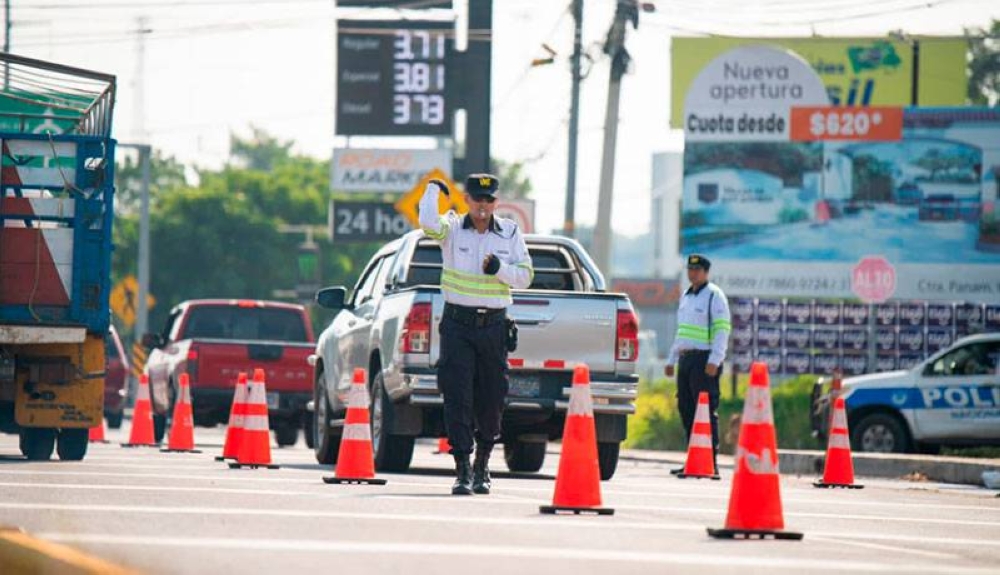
left=0, top=426, right=998, bottom=574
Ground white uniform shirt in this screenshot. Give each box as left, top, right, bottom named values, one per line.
left=418, top=185, right=533, bottom=308
left=666, top=281, right=732, bottom=367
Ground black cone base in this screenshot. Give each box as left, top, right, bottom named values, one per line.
left=677, top=473, right=721, bottom=480
left=813, top=481, right=864, bottom=489
left=228, top=462, right=280, bottom=469
left=160, top=448, right=203, bottom=454
left=707, top=527, right=803, bottom=540
left=539, top=505, right=614, bottom=516
left=322, top=476, right=387, bottom=485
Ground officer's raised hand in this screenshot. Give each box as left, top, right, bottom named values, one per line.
left=428, top=178, right=450, bottom=197
left=482, top=254, right=500, bottom=275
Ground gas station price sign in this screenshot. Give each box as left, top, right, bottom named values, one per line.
left=336, top=20, right=453, bottom=137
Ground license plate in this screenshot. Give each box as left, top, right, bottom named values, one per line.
left=508, top=374, right=540, bottom=398
left=266, top=392, right=280, bottom=409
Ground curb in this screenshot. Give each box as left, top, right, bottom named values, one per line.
left=620, top=448, right=1000, bottom=487
left=0, top=526, right=137, bottom=575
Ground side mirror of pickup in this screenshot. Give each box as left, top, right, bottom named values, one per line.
left=316, top=286, right=349, bottom=310
left=141, top=333, right=163, bottom=349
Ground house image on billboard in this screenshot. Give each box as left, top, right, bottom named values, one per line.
left=683, top=168, right=784, bottom=225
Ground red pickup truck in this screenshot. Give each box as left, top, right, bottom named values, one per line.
left=144, top=299, right=314, bottom=446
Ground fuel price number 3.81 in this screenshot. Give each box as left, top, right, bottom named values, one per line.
left=393, top=29, right=447, bottom=127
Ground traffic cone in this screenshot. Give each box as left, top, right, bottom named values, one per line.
left=216, top=372, right=247, bottom=462
left=229, top=368, right=279, bottom=469
left=434, top=437, right=451, bottom=454
left=677, top=391, right=720, bottom=480
left=121, top=374, right=156, bottom=447
left=814, top=396, right=863, bottom=489
left=88, top=419, right=109, bottom=444
left=540, top=364, right=613, bottom=516
left=323, top=368, right=387, bottom=485
left=708, top=362, right=802, bottom=540
left=162, top=373, right=201, bottom=453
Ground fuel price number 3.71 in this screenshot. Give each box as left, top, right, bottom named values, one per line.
left=393, top=29, right=447, bottom=127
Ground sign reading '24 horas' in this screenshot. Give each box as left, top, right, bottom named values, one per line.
left=337, top=20, right=453, bottom=136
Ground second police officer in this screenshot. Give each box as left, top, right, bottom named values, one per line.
left=419, top=174, right=534, bottom=495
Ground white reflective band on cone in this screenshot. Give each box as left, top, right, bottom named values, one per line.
left=246, top=383, right=266, bottom=406
left=828, top=432, right=851, bottom=449
left=348, top=384, right=369, bottom=409
left=233, top=413, right=245, bottom=428
left=689, top=434, right=713, bottom=448
left=832, top=406, right=848, bottom=430
left=342, top=423, right=371, bottom=441
left=243, top=415, right=270, bottom=432
left=567, top=384, right=594, bottom=417
left=137, top=383, right=150, bottom=402
left=233, top=384, right=247, bottom=404
left=180, top=385, right=191, bottom=404
left=737, top=446, right=779, bottom=475
left=742, top=386, right=774, bottom=425
left=693, top=402, right=710, bottom=423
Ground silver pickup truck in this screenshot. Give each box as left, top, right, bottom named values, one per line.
left=309, top=230, right=639, bottom=479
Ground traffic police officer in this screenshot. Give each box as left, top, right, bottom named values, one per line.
left=419, top=174, right=533, bottom=495
left=665, top=254, right=731, bottom=474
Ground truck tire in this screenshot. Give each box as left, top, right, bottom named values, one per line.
left=302, top=412, right=315, bottom=449
left=57, top=428, right=89, bottom=461
left=20, top=428, right=56, bottom=461
left=314, top=369, right=340, bottom=465
left=106, top=411, right=123, bottom=429
left=597, top=441, right=620, bottom=481
left=504, top=440, right=546, bottom=473
left=274, top=421, right=298, bottom=447
left=851, top=412, right=911, bottom=453
left=371, top=372, right=414, bottom=473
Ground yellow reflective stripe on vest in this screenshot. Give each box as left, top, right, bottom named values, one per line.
left=421, top=216, right=449, bottom=240
left=441, top=269, right=511, bottom=299
left=712, top=319, right=732, bottom=333
left=677, top=323, right=710, bottom=343
left=515, top=261, right=534, bottom=283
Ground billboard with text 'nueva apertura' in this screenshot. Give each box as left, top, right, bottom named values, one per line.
left=682, top=106, right=1000, bottom=304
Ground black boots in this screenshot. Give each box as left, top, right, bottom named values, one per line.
left=472, top=446, right=492, bottom=495
left=452, top=455, right=473, bottom=496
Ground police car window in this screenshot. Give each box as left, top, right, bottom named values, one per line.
left=927, top=342, right=1000, bottom=376
left=529, top=248, right=575, bottom=291
left=353, top=259, right=385, bottom=306
left=405, top=245, right=443, bottom=287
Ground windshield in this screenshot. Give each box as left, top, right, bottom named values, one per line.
left=183, top=306, right=309, bottom=343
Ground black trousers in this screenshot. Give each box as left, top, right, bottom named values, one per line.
left=437, top=313, right=509, bottom=456
left=676, top=350, right=721, bottom=459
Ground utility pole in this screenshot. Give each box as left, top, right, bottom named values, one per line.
left=4, top=0, right=11, bottom=90
left=563, top=0, right=583, bottom=238
left=133, top=17, right=151, bottom=142
left=592, top=1, right=643, bottom=275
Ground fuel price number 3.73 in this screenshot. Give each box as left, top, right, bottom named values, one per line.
left=393, top=29, right=447, bottom=127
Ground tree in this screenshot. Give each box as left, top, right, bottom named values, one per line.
left=229, top=126, right=295, bottom=171
left=966, top=19, right=1000, bottom=107
left=114, top=149, right=187, bottom=214
left=489, top=158, right=533, bottom=198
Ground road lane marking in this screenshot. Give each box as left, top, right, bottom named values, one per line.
left=809, top=535, right=960, bottom=560
left=34, top=532, right=998, bottom=573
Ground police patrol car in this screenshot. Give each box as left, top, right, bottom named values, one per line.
left=811, top=333, right=1000, bottom=453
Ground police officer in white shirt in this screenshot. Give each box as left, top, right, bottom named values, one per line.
left=419, top=174, right=533, bottom=495
left=665, top=255, right=731, bottom=475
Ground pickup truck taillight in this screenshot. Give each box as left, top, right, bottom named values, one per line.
left=616, top=309, right=639, bottom=362
left=186, top=345, right=199, bottom=380
left=402, top=303, right=432, bottom=354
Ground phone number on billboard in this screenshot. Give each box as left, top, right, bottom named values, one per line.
left=719, top=275, right=850, bottom=293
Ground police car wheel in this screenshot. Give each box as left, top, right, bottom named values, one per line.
left=851, top=412, right=911, bottom=453
left=371, top=372, right=414, bottom=472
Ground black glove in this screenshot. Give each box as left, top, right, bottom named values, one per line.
left=482, top=254, right=501, bottom=275
left=428, top=178, right=450, bottom=197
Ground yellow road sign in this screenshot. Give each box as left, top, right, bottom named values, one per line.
left=394, top=168, right=468, bottom=228
left=109, top=275, right=156, bottom=328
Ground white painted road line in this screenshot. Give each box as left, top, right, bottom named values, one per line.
left=35, top=533, right=997, bottom=574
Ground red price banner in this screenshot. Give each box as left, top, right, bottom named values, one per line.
left=790, top=107, right=903, bottom=141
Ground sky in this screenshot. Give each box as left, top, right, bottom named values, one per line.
left=7, top=0, right=1000, bottom=237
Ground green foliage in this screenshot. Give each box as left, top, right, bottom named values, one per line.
left=966, top=19, right=1000, bottom=107
left=778, top=206, right=809, bottom=224
left=625, top=375, right=822, bottom=453
left=489, top=157, right=533, bottom=199
left=982, top=213, right=1000, bottom=235
left=684, top=142, right=822, bottom=186
left=229, top=126, right=295, bottom=171
left=114, top=149, right=187, bottom=214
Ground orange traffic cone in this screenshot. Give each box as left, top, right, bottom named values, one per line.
left=162, top=373, right=201, bottom=453
left=708, top=362, right=802, bottom=540
left=88, top=419, right=109, bottom=444
left=814, top=396, right=863, bottom=489
left=216, top=372, right=247, bottom=462
left=229, top=369, right=279, bottom=469
left=323, top=368, right=387, bottom=485
left=540, top=364, right=613, bottom=516
left=434, top=437, right=451, bottom=454
left=121, top=374, right=156, bottom=447
left=677, top=391, right=720, bottom=480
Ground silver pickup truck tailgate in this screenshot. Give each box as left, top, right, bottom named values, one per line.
left=507, top=291, right=623, bottom=374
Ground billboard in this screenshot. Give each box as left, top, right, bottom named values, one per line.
left=331, top=148, right=451, bottom=192
left=682, top=105, right=1000, bottom=303
left=671, top=36, right=967, bottom=129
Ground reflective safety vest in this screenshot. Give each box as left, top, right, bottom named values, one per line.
left=666, top=281, right=731, bottom=367
left=419, top=186, right=533, bottom=308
